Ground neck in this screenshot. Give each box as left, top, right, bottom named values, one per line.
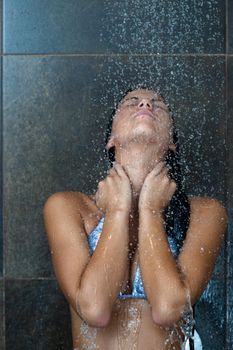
left=115, top=142, right=167, bottom=215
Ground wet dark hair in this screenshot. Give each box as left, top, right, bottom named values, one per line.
left=104, top=87, right=190, bottom=254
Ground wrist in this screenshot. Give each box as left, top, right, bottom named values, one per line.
left=139, top=207, right=165, bottom=220
left=106, top=208, right=130, bottom=216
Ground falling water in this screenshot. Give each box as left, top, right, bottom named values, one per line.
left=83, top=2, right=226, bottom=349
left=78, top=321, right=99, bottom=350
left=116, top=302, right=143, bottom=350
left=179, top=288, right=196, bottom=349
left=163, top=286, right=195, bottom=349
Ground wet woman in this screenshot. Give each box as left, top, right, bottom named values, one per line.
left=43, top=88, right=228, bottom=349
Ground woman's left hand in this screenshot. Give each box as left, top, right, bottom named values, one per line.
left=138, top=161, right=177, bottom=213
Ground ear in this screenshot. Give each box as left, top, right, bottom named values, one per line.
left=168, top=143, right=176, bottom=153
left=105, top=137, right=115, bottom=151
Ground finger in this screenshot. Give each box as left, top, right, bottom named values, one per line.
left=108, top=166, right=117, bottom=176
left=98, top=180, right=104, bottom=187
left=113, top=162, right=127, bottom=178
left=170, top=179, right=177, bottom=188
left=163, top=169, right=172, bottom=180
left=153, top=163, right=168, bottom=176
left=156, top=161, right=167, bottom=170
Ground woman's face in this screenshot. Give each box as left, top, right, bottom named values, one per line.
left=108, top=89, right=174, bottom=154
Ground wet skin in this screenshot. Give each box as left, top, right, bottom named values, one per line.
left=70, top=192, right=185, bottom=350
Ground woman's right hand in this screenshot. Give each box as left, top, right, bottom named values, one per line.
left=95, top=162, right=132, bottom=213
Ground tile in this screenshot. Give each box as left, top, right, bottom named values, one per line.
left=5, top=279, right=72, bottom=350
left=228, top=0, right=233, bottom=53
left=0, top=279, right=4, bottom=350
left=0, top=56, right=2, bottom=278
left=227, top=56, right=233, bottom=277
left=194, top=277, right=226, bottom=349
left=0, top=0, right=2, bottom=53
left=211, top=238, right=226, bottom=278
left=3, top=56, right=108, bottom=278
left=3, top=55, right=225, bottom=278
left=226, top=277, right=233, bottom=349
left=3, top=0, right=225, bottom=54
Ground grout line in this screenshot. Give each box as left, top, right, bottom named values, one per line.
left=224, top=55, right=228, bottom=350
left=0, top=52, right=230, bottom=58
left=224, top=0, right=230, bottom=350
left=225, top=1, right=229, bottom=348
left=1, top=0, right=4, bottom=348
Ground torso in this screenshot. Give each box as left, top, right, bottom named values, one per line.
left=70, top=191, right=186, bottom=350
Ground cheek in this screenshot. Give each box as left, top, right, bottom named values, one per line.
left=111, top=117, right=129, bottom=137
left=113, top=111, right=132, bottom=129
left=157, top=114, right=172, bottom=131
left=157, top=122, right=173, bottom=144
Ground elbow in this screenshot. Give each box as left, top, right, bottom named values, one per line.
left=76, top=290, right=112, bottom=328
left=152, top=297, right=186, bottom=328
left=81, top=305, right=111, bottom=328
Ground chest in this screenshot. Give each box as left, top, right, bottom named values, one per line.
left=121, top=225, right=140, bottom=294
left=120, top=253, right=138, bottom=294
left=86, top=213, right=140, bottom=295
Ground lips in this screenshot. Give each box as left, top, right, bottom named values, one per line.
left=134, top=109, right=154, bottom=119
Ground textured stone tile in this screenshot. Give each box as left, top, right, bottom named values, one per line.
left=227, top=56, right=233, bottom=278
left=228, top=0, right=233, bottom=53
left=195, top=277, right=226, bottom=349
left=0, top=56, right=2, bottom=278
left=211, top=238, right=226, bottom=278
left=0, top=279, right=4, bottom=350
left=5, top=279, right=72, bottom=350
left=3, top=56, right=107, bottom=278
left=0, top=0, right=2, bottom=53
left=226, top=277, right=233, bottom=349
left=3, top=0, right=224, bottom=54
left=3, top=55, right=225, bottom=278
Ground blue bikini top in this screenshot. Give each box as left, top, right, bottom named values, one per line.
left=87, top=215, right=182, bottom=300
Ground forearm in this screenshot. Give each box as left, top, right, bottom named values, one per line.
left=78, top=209, right=129, bottom=321
left=139, top=209, right=186, bottom=325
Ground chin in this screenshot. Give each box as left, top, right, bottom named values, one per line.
left=131, top=130, right=158, bottom=143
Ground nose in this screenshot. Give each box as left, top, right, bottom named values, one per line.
left=138, top=98, right=153, bottom=110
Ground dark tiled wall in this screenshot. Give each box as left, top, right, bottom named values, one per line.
left=227, top=1, right=233, bottom=348
left=1, top=1, right=232, bottom=349
left=4, top=0, right=225, bottom=54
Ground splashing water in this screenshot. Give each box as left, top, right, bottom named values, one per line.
left=100, top=0, right=222, bottom=54
left=164, top=286, right=195, bottom=349
left=179, top=292, right=196, bottom=350
left=78, top=321, right=99, bottom=350
left=117, top=303, right=143, bottom=350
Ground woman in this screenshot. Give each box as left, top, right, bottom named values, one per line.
left=43, top=88, right=228, bottom=349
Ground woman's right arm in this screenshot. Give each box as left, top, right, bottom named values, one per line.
left=43, top=191, right=129, bottom=327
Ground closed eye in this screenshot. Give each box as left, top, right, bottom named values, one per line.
left=124, top=97, right=139, bottom=102
left=120, top=96, right=169, bottom=112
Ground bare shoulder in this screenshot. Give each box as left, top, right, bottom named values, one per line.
left=44, top=190, right=96, bottom=209
left=188, top=195, right=228, bottom=218
left=187, top=195, right=228, bottom=238
left=43, top=191, right=83, bottom=211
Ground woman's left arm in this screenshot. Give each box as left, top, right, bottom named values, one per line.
left=139, top=196, right=228, bottom=327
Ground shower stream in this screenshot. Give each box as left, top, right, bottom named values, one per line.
left=164, top=286, right=195, bottom=349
